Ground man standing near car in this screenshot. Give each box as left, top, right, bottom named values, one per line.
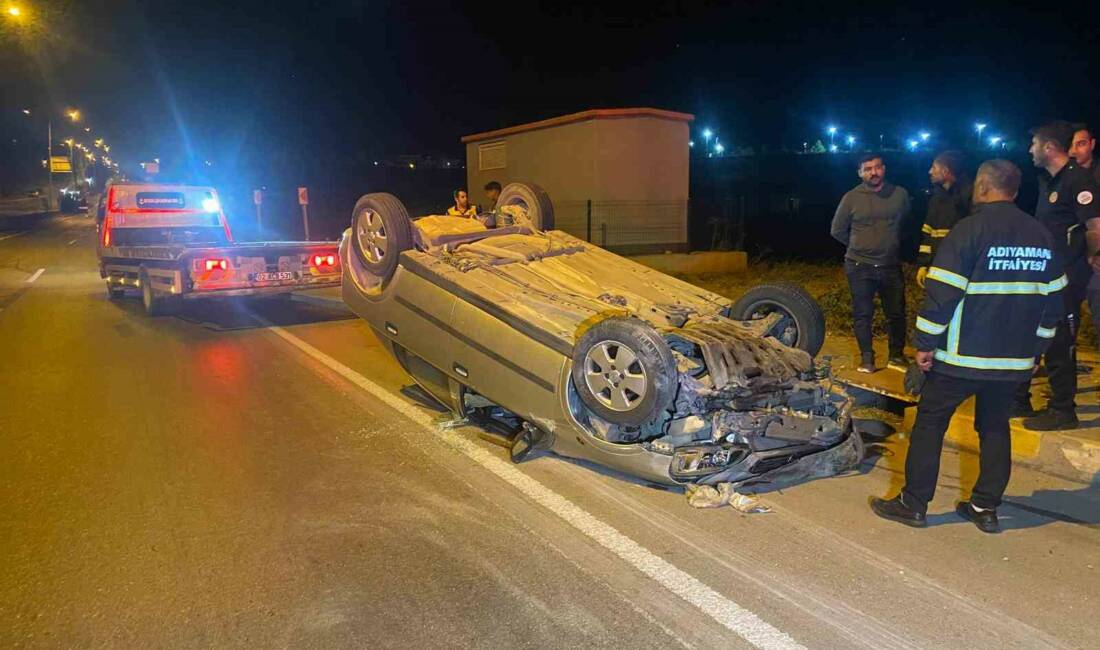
left=916, top=151, right=971, bottom=287
left=870, top=160, right=1065, bottom=533
left=446, top=188, right=477, bottom=217
left=483, top=181, right=502, bottom=212
left=1016, top=121, right=1100, bottom=429
left=830, top=153, right=912, bottom=373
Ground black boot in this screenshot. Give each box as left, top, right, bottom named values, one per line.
left=869, top=495, right=927, bottom=528
left=956, top=501, right=1000, bottom=533
left=1023, top=409, right=1078, bottom=431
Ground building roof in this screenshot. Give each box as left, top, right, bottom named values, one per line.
left=461, top=108, right=695, bottom=144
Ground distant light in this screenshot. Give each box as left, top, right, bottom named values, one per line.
left=846, top=135, right=856, bottom=145
left=84, top=127, right=90, bottom=132
left=827, top=126, right=837, bottom=135
left=201, top=197, right=220, bottom=212
left=7, top=6, right=21, bottom=17
left=689, top=140, right=694, bottom=147
left=408, top=162, right=414, bottom=169
left=715, top=143, right=725, bottom=154
left=975, top=123, right=987, bottom=133
left=829, top=144, right=838, bottom=153
left=702, top=128, right=713, bottom=138
left=446, top=162, right=450, bottom=167
left=908, top=140, right=919, bottom=150
left=21, top=108, right=30, bottom=115
left=919, top=132, right=930, bottom=141
left=989, top=136, right=1002, bottom=146
left=373, top=161, right=378, bottom=166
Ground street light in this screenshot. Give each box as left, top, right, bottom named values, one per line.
left=714, top=143, right=725, bottom=155
left=920, top=131, right=931, bottom=142
left=908, top=139, right=920, bottom=151
left=989, top=136, right=1003, bottom=149
left=702, top=128, right=713, bottom=153
left=975, top=123, right=987, bottom=148
left=67, top=109, right=81, bottom=122
left=846, top=134, right=856, bottom=152
left=5, top=4, right=22, bottom=19
left=827, top=125, right=838, bottom=147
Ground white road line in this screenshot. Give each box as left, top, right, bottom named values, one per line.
left=25, top=268, right=45, bottom=283
left=262, top=321, right=804, bottom=650
left=0, top=232, right=24, bottom=242
left=67, top=238, right=78, bottom=245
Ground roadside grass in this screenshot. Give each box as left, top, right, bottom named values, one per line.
left=677, top=260, right=1097, bottom=349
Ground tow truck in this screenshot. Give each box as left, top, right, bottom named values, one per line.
left=97, top=183, right=341, bottom=315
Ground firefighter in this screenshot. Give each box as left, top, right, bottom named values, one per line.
left=916, top=151, right=971, bottom=286
left=870, top=160, right=1066, bottom=533
left=1016, top=121, right=1100, bottom=429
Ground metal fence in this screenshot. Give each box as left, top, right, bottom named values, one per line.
left=552, top=200, right=689, bottom=253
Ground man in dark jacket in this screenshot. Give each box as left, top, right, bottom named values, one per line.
left=830, top=153, right=912, bottom=373
left=1016, top=121, right=1100, bottom=429
left=870, top=160, right=1065, bottom=533
left=916, top=151, right=971, bottom=286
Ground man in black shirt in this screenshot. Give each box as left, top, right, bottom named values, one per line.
left=1018, top=121, right=1100, bottom=430
left=1070, top=125, right=1100, bottom=352
left=916, top=150, right=972, bottom=286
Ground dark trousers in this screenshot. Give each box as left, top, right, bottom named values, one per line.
left=1016, top=288, right=1083, bottom=413
left=1088, top=276, right=1100, bottom=351
left=844, top=260, right=906, bottom=361
left=903, top=371, right=1017, bottom=513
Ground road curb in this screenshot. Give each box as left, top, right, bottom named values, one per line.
left=902, top=405, right=1100, bottom=485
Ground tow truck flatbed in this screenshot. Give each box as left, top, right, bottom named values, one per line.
left=96, top=183, right=341, bottom=315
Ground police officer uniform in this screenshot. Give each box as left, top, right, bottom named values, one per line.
left=873, top=201, right=1065, bottom=526
left=1017, top=159, right=1100, bottom=425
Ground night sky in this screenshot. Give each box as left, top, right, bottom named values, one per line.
left=3, top=1, right=1099, bottom=183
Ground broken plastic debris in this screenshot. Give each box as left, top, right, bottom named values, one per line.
left=685, top=483, right=772, bottom=512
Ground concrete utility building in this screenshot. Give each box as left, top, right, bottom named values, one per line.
left=462, top=108, right=693, bottom=253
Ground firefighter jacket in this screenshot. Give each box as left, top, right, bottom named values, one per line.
left=916, top=181, right=972, bottom=267
left=914, top=201, right=1066, bottom=382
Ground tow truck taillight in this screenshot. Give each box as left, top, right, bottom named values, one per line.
left=101, top=214, right=113, bottom=247
left=205, top=258, right=229, bottom=271
left=312, top=254, right=336, bottom=267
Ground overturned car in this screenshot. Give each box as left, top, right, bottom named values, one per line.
left=340, top=183, right=861, bottom=488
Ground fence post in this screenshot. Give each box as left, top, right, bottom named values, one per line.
left=600, top=222, right=608, bottom=247
left=586, top=199, right=592, bottom=242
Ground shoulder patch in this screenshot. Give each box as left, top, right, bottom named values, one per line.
left=1049, top=191, right=1059, bottom=203
left=1078, top=191, right=1094, bottom=205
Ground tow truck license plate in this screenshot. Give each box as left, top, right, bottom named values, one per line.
left=252, top=271, right=295, bottom=282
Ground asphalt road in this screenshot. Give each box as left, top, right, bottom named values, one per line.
left=1, top=213, right=1097, bottom=649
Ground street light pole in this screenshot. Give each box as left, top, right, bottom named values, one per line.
left=47, top=119, right=53, bottom=211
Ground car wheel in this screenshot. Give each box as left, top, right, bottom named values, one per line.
left=729, top=283, right=826, bottom=357
left=496, top=182, right=555, bottom=231
left=571, top=317, right=676, bottom=427
left=106, top=280, right=125, bottom=299
left=140, top=270, right=176, bottom=317
left=350, top=192, right=413, bottom=282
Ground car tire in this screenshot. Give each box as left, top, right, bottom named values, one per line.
left=350, top=192, right=414, bottom=282
left=140, top=270, right=176, bottom=317
left=729, top=283, right=826, bottom=357
left=496, top=182, right=555, bottom=231
left=106, top=280, right=125, bottom=299
left=571, top=317, right=677, bottom=427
